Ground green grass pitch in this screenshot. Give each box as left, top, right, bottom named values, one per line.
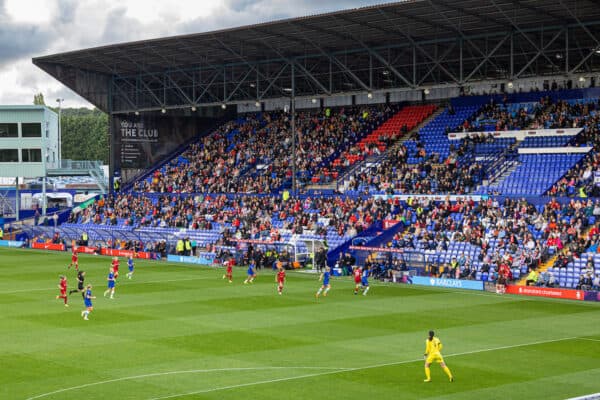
left=1, top=247, right=600, bottom=400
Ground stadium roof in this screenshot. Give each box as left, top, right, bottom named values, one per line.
left=34, top=0, right=600, bottom=113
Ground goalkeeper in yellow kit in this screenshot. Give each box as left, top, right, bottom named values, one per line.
left=424, top=330, right=454, bottom=382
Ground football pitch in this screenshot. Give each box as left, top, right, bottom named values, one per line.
left=1, top=248, right=600, bottom=400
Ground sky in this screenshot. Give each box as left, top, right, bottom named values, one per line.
left=0, top=0, right=386, bottom=109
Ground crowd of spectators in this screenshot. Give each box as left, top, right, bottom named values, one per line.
left=450, top=96, right=549, bottom=133
left=132, top=105, right=393, bottom=194
left=345, top=142, right=483, bottom=195
left=376, top=196, right=594, bottom=282
left=70, top=192, right=398, bottom=243
left=546, top=98, right=600, bottom=197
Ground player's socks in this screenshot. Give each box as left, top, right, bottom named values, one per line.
left=425, top=367, right=431, bottom=382
left=363, top=286, right=369, bottom=295
left=316, top=288, right=322, bottom=297
left=324, top=287, right=330, bottom=296
left=103, top=290, right=109, bottom=297
left=442, top=366, right=453, bottom=381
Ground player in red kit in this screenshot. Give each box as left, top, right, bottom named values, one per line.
left=222, top=257, right=234, bottom=283
left=68, top=249, right=79, bottom=271
left=353, top=266, right=362, bottom=295
left=276, top=267, right=286, bottom=295
left=56, top=275, right=68, bottom=307
left=111, top=257, right=120, bottom=279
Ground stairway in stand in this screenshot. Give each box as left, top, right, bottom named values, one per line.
left=331, top=104, right=437, bottom=172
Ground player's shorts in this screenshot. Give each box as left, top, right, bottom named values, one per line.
left=77, top=284, right=84, bottom=290
left=426, top=353, right=444, bottom=364
left=323, top=281, right=330, bottom=286
left=277, top=279, right=284, bottom=284
left=361, top=278, right=369, bottom=286
left=108, top=282, right=115, bottom=289
left=84, top=301, right=93, bottom=308
left=72, top=257, right=77, bottom=262
left=60, top=290, right=67, bottom=295
left=354, top=278, right=361, bottom=284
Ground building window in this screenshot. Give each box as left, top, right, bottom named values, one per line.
left=0, top=123, right=18, bottom=138
left=0, top=149, right=19, bottom=162
left=22, top=123, right=42, bottom=137
left=22, top=148, right=42, bottom=162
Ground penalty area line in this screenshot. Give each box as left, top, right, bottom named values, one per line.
left=24, top=366, right=346, bottom=400
left=146, top=336, right=578, bottom=400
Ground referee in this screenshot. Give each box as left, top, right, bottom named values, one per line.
left=69, top=270, right=86, bottom=297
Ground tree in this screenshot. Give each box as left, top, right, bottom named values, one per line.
left=60, top=108, right=109, bottom=164
left=33, top=93, right=46, bottom=105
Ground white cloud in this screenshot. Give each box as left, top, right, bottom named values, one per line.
left=4, top=0, right=57, bottom=24
left=0, top=0, right=383, bottom=108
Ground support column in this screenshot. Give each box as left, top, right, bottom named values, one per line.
left=291, top=62, right=296, bottom=195
left=15, top=177, right=19, bottom=222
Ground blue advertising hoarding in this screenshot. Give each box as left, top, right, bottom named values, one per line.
left=409, top=276, right=484, bottom=291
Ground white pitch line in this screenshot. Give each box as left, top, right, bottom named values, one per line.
left=24, top=366, right=346, bottom=400
left=577, top=337, right=600, bottom=342
left=23, top=335, right=576, bottom=400
left=146, top=336, right=578, bottom=400
left=565, top=393, right=600, bottom=400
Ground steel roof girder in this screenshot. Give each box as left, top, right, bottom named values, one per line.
left=514, top=28, right=565, bottom=78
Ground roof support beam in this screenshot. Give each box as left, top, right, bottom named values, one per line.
left=514, top=28, right=565, bottom=78
left=490, top=0, right=562, bottom=71
left=418, top=42, right=457, bottom=86
left=376, top=8, right=460, bottom=84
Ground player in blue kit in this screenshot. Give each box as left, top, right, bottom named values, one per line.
left=244, top=260, right=256, bottom=284
left=361, top=266, right=370, bottom=296
left=316, top=267, right=331, bottom=298
left=126, top=256, right=134, bottom=279
left=81, top=285, right=96, bottom=320
left=103, top=267, right=116, bottom=299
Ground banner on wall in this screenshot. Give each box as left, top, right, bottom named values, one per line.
left=112, top=115, right=207, bottom=171
left=73, top=245, right=99, bottom=254
left=505, top=285, right=584, bottom=301
left=32, top=242, right=65, bottom=251
left=100, top=248, right=155, bottom=259
left=409, top=276, right=484, bottom=291
left=0, top=240, right=24, bottom=248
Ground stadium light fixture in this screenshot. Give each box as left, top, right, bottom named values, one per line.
left=579, top=76, right=586, bottom=82
left=135, top=111, right=140, bottom=116
left=191, top=105, right=197, bottom=112
left=250, top=83, right=256, bottom=88
left=382, top=70, right=390, bottom=76
left=423, top=88, right=430, bottom=95
left=161, top=108, right=166, bottom=114
left=221, top=103, right=227, bottom=109
left=367, top=92, right=373, bottom=99
left=595, top=47, right=600, bottom=54
left=255, top=101, right=261, bottom=107
left=507, top=81, right=514, bottom=89
left=283, top=88, right=292, bottom=93
left=311, top=98, right=317, bottom=104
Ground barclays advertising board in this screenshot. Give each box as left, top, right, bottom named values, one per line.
left=0, top=240, right=24, bottom=248
left=410, top=276, right=484, bottom=291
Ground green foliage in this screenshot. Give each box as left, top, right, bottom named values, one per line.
left=33, top=92, right=46, bottom=105
left=59, top=108, right=109, bottom=163
left=1, top=247, right=600, bottom=400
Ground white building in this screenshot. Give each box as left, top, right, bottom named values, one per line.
left=0, top=105, right=59, bottom=178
